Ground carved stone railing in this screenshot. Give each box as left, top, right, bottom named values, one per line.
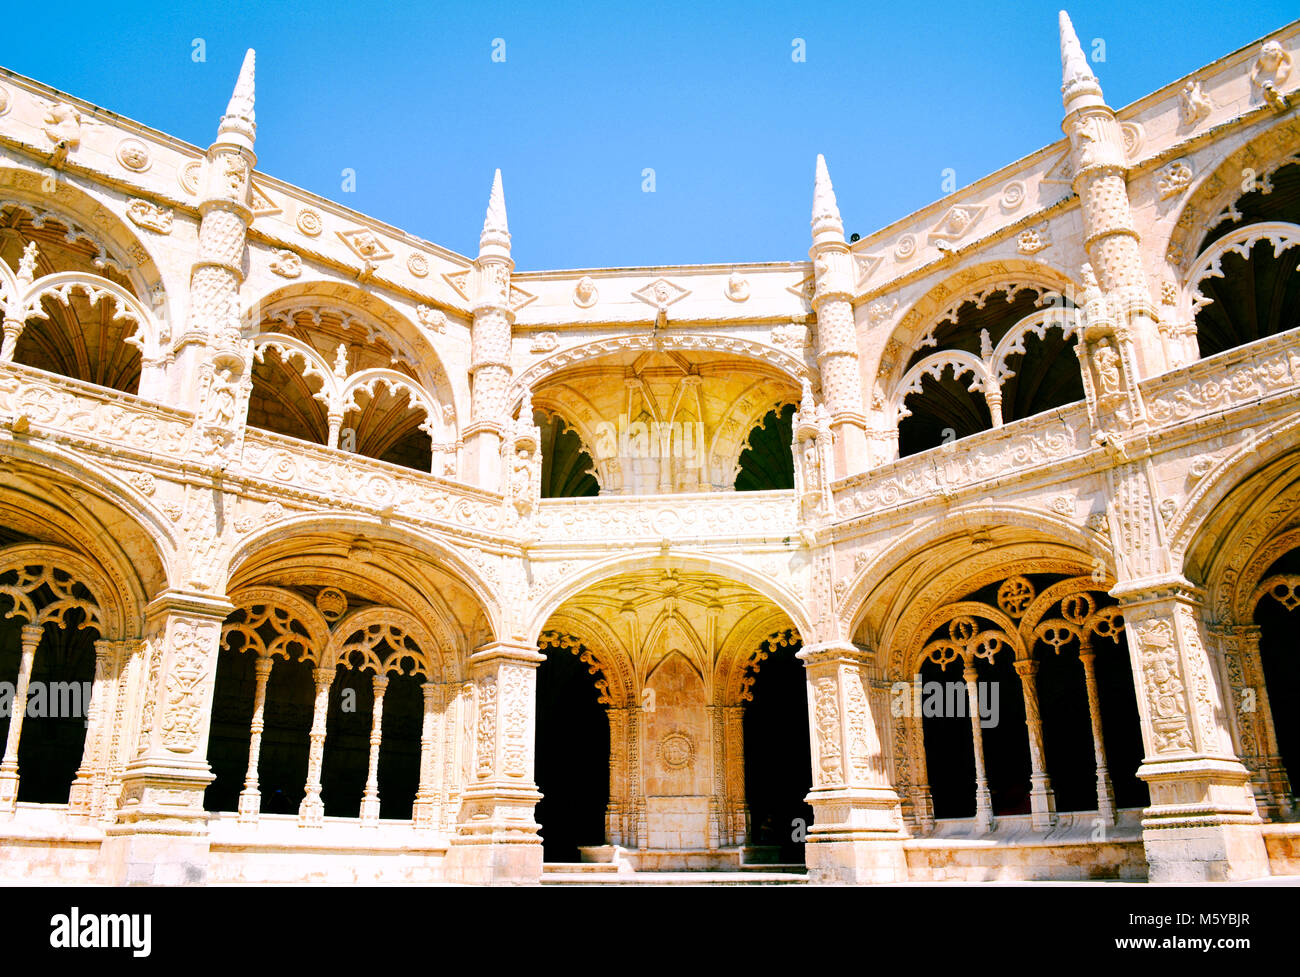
left=832, top=405, right=1092, bottom=518
left=0, top=362, right=511, bottom=540
left=832, top=329, right=1300, bottom=520
left=1140, top=327, right=1300, bottom=427
left=240, top=429, right=508, bottom=537
left=534, top=490, right=797, bottom=543
left=0, top=362, right=194, bottom=459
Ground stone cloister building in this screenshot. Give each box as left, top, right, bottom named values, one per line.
left=0, top=12, right=1296, bottom=885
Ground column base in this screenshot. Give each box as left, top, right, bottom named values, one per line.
left=804, top=786, right=909, bottom=884
left=445, top=784, right=543, bottom=885
left=1138, top=757, right=1271, bottom=882
left=100, top=758, right=213, bottom=885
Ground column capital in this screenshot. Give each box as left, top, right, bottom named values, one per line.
left=468, top=640, right=546, bottom=669
left=797, top=641, right=872, bottom=669
left=1110, top=574, right=1204, bottom=609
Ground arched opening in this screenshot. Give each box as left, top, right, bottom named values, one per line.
left=1192, top=161, right=1300, bottom=358
left=741, top=632, right=811, bottom=861
left=246, top=304, right=445, bottom=475
left=530, top=349, right=799, bottom=494
left=915, top=571, right=1147, bottom=829
left=0, top=616, right=96, bottom=803
left=735, top=404, right=795, bottom=491
left=1255, top=548, right=1300, bottom=801
left=534, top=633, right=609, bottom=861
left=2, top=205, right=148, bottom=395
left=896, top=286, right=1081, bottom=458
left=537, top=411, right=599, bottom=498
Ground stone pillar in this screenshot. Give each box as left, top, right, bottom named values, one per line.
left=1079, top=645, right=1117, bottom=825
left=906, top=674, right=935, bottom=832
left=298, top=665, right=333, bottom=826
left=237, top=655, right=275, bottom=823
left=1058, top=12, right=1165, bottom=379
left=0, top=624, right=43, bottom=813
left=173, top=49, right=258, bottom=439
left=809, top=156, right=869, bottom=477
left=462, top=170, right=514, bottom=492
left=964, top=660, right=995, bottom=833
left=1014, top=659, right=1058, bottom=830
left=99, top=591, right=231, bottom=885
left=723, top=704, right=747, bottom=848
left=445, top=641, right=544, bottom=884
left=68, top=636, right=119, bottom=817
left=605, top=705, right=628, bottom=846
left=1113, top=578, right=1270, bottom=881
left=1223, top=626, right=1293, bottom=820
left=412, top=681, right=443, bottom=829
left=359, top=673, right=388, bottom=824
left=799, top=643, right=908, bottom=883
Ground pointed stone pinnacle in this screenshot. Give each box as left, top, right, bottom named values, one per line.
left=224, top=49, right=256, bottom=126
left=812, top=154, right=839, bottom=222
left=484, top=168, right=508, bottom=235
left=811, top=154, right=844, bottom=247
left=479, top=168, right=512, bottom=259
left=1059, top=10, right=1103, bottom=107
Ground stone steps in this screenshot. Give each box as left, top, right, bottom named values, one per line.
left=540, top=864, right=809, bottom=886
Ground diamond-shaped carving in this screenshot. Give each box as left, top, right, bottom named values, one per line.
left=509, top=284, right=537, bottom=312
left=249, top=182, right=281, bottom=218
left=633, top=277, right=690, bottom=308
left=927, top=204, right=986, bottom=245
left=854, top=253, right=882, bottom=290
left=337, top=228, right=393, bottom=263
left=1041, top=150, right=1074, bottom=187
left=442, top=269, right=471, bottom=300
left=785, top=272, right=815, bottom=302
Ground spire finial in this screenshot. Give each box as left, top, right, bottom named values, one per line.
left=479, top=168, right=511, bottom=257
left=1059, top=11, right=1103, bottom=108
left=811, top=154, right=844, bottom=247
left=219, top=48, right=256, bottom=145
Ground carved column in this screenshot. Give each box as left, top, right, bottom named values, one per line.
left=359, top=673, right=388, bottom=824
left=446, top=641, right=544, bottom=884
left=1069, top=646, right=1115, bottom=825
left=100, top=591, right=232, bottom=885
left=68, top=636, right=119, bottom=817
left=0, top=624, right=43, bottom=813
left=798, top=643, right=908, bottom=883
left=1059, top=12, right=1165, bottom=379
left=809, top=156, right=869, bottom=477
left=964, top=660, right=995, bottom=833
left=723, top=704, right=747, bottom=848
left=298, top=665, right=334, bottom=826
left=606, top=705, right=628, bottom=847
left=173, top=50, right=258, bottom=445
left=1113, top=579, right=1269, bottom=881
left=1219, top=625, right=1293, bottom=820
left=906, top=694, right=935, bottom=832
left=462, top=171, right=514, bottom=492
left=412, top=681, right=443, bottom=829
left=1013, top=659, right=1057, bottom=830
left=237, top=655, right=274, bottom=823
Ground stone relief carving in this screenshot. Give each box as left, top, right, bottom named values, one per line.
left=126, top=199, right=173, bottom=234
left=296, top=208, right=323, bottom=236
left=269, top=249, right=302, bottom=278
left=1179, top=79, right=1213, bottom=128
left=115, top=138, right=151, bottom=172
left=1251, top=40, right=1292, bottom=112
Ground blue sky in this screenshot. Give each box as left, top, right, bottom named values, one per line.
left=4, top=1, right=1295, bottom=269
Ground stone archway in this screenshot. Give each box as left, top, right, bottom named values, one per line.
left=533, top=567, right=804, bottom=870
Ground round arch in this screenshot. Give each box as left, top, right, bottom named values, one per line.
left=526, top=550, right=812, bottom=647
left=842, top=504, right=1110, bottom=642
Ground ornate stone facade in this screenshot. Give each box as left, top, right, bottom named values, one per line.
left=0, top=13, right=1297, bottom=885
